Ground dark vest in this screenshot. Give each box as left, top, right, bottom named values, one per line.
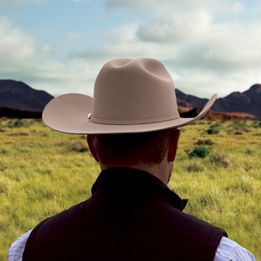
left=23, top=168, right=227, bottom=261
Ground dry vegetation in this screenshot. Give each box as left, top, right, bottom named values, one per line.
left=0, top=119, right=260, bottom=260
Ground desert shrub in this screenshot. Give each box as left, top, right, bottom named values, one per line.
left=245, top=149, right=253, bottom=155
left=7, top=119, right=24, bottom=128
left=67, top=142, right=89, bottom=153
left=0, top=161, right=7, bottom=171
left=8, top=131, right=29, bottom=136
left=0, top=181, right=8, bottom=194
left=6, top=119, right=34, bottom=128
left=38, top=168, right=53, bottom=176
left=230, top=121, right=250, bottom=134
left=209, top=153, right=231, bottom=168
left=233, top=121, right=247, bottom=127
left=236, top=126, right=249, bottom=133
left=186, top=146, right=210, bottom=158
left=206, top=126, right=219, bottom=135
left=229, top=181, right=253, bottom=193
left=196, top=121, right=206, bottom=125
left=211, top=122, right=220, bottom=127
left=36, top=131, right=49, bottom=137
left=244, top=162, right=253, bottom=172
left=186, top=163, right=203, bottom=172
left=0, top=148, right=8, bottom=155
left=195, top=139, right=214, bottom=146
left=252, top=121, right=261, bottom=128
left=197, top=193, right=217, bottom=207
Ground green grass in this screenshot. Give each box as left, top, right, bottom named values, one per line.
left=0, top=119, right=260, bottom=260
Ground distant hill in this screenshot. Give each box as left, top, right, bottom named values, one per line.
left=0, top=80, right=53, bottom=111
left=211, top=84, right=261, bottom=119
left=177, top=84, right=261, bottom=120
left=0, top=80, right=53, bottom=118
left=0, top=79, right=260, bottom=120
left=176, top=89, right=208, bottom=108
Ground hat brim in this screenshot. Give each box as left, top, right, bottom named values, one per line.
left=42, top=93, right=217, bottom=134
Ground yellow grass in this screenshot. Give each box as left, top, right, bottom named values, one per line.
left=0, top=119, right=260, bottom=260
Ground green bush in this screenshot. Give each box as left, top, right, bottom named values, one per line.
left=245, top=149, right=253, bottom=155
left=6, top=119, right=34, bottom=128
left=252, top=121, right=261, bottom=128
left=0, top=148, right=8, bottom=155
left=230, top=121, right=250, bottom=134
left=206, top=126, right=219, bottom=134
left=186, top=146, right=210, bottom=158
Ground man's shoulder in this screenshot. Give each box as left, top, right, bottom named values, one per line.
left=29, top=199, right=90, bottom=240
left=160, top=200, right=227, bottom=236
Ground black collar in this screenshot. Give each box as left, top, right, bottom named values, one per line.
left=91, top=168, right=187, bottom=211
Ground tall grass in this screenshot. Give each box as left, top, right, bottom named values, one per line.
left=0, top=119, right=260, bottom=260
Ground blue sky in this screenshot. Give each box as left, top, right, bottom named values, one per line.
left=0, top=0, right=260, bottom=97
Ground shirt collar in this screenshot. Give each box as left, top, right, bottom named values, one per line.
left=91, top=167, right=188, bottom=211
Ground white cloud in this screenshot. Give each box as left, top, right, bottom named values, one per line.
left=137, top=9, right=212, bottom=43
left=1, top=1, right=261, bottom=98
left=0, top=17, right=37, bottom=62
left=175, top=67, right=261, bottom=98
left=0, top=0, right=44, bottom=7
left=105, top=0, right=244, bottom=13
left=0, top=16, right=98, bottom=96
left=105, top=0, right=165, bottom=9
left=67, top=31, right=81, bottom=40
left=74, top=0, right=261, bottom=97
left=133, top=2, right=261, bottom=77
left=74, top=23, right=178, bottom=62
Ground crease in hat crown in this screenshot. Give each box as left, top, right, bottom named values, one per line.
left=90, top=58, right=180, bottom=125
left=42, top=57, right=217, bottom=134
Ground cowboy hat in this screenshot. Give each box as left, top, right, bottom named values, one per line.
left=42, top=58, right=217, bottom=134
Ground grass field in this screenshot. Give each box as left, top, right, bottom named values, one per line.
left=0, top=118, right=260, bottom=260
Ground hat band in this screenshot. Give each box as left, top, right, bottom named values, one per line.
left=89, top=113, right=180, bottom=125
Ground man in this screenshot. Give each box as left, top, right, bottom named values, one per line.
left=9, top=58, right=255, bottom=260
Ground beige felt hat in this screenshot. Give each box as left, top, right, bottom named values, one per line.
left=42, top=58, right=217, bottom=134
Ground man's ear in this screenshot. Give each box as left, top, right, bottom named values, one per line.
left=167, top=129, right=180, bottom=162
left=87, top=135, right=100, bottom=163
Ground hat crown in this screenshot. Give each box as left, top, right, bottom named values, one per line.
left=91, top=58, right=180, bottom=124
left=42, top=57, right=217, bottom=134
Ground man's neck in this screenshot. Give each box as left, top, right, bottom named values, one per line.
left=100, top=155, right=172, bottom=185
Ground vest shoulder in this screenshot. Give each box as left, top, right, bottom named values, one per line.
left=23, top=194, right=227, bottom=261
left=33, top=199, right=91, bottom=239
left=158, top=200, right=227, bottom=236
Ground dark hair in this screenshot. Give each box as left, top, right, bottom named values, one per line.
left=89, top=128, right=177, bottom=165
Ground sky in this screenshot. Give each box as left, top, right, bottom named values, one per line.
left=0, top=0, right=261, bottom=98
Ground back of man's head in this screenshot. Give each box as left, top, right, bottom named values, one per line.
left=87, top=128, right=179, bottom=166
